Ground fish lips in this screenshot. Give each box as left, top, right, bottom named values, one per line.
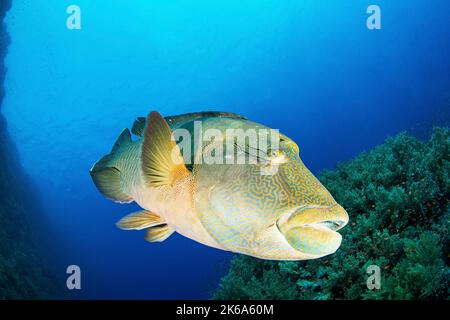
left=277, top=204, right=349, bottom=257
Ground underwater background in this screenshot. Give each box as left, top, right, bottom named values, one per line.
left=0, top=0, right=449, bottom=299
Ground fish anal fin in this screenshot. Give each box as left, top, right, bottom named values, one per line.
left=116, top=210, right=165, bottom=230
left=141, top=111, right=190, bottom=188
left=145, top=224, right=175, bottom=242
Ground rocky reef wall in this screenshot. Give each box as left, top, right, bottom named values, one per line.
left=0, top=0, right=60, bottom=299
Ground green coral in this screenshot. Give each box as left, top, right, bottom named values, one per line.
left=213, top=128, right=450, bottom=300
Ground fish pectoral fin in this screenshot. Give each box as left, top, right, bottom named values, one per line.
left=145, top=224, right=175, bottom=242
left=141, top=111, right=190, bottom=187
left=116, top=210, right=165, bottom=230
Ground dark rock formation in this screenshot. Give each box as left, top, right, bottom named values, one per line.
left=0, top=0, right=60, bottom=299
left=0, top=0, right=11, bottom=104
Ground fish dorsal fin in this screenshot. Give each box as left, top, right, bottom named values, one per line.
left=116, top=210, right=165, bottom=230
left=165, top=111, right=247, bottom=126
left=131, top=111, right=247, bottom=136
left=111, top=128, right=132, bottom=153
left=141, top=111, right=190, bottom=187
left=145, top=224, right=175, bottom=242
left=131, top=117, right=146, bottom=137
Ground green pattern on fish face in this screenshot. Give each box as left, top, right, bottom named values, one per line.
left=193, top=122, right=346, bottom=259
left=195, top=162, right=290, bottom=255
left=278, top=142, right=336, bottom=208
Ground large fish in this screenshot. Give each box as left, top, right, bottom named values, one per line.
left=90, top=111, right=348, bottom=260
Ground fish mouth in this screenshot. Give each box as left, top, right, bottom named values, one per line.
left=277, top=204, right=349, bottom=257
left=280, top=203, right=349, bottom=230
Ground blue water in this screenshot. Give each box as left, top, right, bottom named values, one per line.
left=2, top=0, right=449, bottom=299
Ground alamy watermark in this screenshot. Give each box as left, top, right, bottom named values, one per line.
left=66, top=4, right=381, bottom=31
left=66, top=265, right=81, bottom=290
left=170, top=121, right=285, bottom=175
left=366, top=265, right=381, bottom=290
left=367, top=5, right=382, bottom=30
left=66, top=5, right=81, bottom=30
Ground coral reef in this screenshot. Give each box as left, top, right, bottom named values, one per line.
left=213, top=128, right=449, bottom=300
left=0, top=0, right=60, bottom=299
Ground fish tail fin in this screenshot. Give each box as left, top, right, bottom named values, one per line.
left=90, top=128, right=133, bottom=203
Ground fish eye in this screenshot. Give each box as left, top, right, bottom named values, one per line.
left=266, top=148, right=279, bottom=158
left=265, top=148, right=288, bottom=165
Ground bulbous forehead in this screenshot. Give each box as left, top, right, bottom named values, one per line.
left=279, top=154, right=336, bottom=207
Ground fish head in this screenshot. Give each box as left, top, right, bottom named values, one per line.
left=273, top=139, right=349, bottom=259
left=193, top=120, right=349, bottom=260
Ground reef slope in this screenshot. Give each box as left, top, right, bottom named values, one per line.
left=214, top=128, right=449, bottom=300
